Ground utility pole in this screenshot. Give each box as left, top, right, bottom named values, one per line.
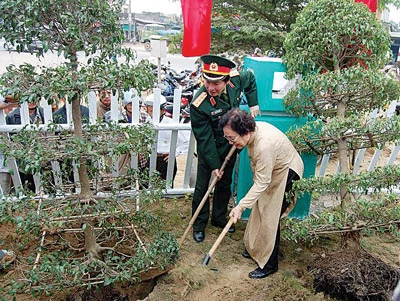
left=127, top=0, right=132, bottom=41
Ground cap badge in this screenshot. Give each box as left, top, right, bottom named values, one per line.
left=210, top=62, right=218, bottom=71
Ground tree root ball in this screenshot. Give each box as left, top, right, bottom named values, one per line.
left=309, top=246, right=400, bottom=300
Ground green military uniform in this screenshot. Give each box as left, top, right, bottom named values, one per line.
left=190, top=69, right=258, bottom=232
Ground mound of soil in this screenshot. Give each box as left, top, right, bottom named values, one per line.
left=309, top=245, right=400, bottom=300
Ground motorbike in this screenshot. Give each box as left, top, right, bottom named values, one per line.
left=154, top=61, right=201, bottom=114
left=163, top=101, right=190, bottom=123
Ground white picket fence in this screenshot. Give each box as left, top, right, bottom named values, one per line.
left=317, top=100, right=400, bottom=180
left=1, top=88, right=399, bottom=197
left=0, top=88, right=197, bottom=196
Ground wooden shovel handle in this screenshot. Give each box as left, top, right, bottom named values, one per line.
left=179, top=145, right=236, bottom=246
left=203, top=217, right=234, bottom=265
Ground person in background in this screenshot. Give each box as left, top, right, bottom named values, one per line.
left=51, top=102, right=59, bottom=113
left=51, top=99, right=90, bottom=188
left=52, top=101, right=89, bottom=124
left=220, top=108, right=303, bottom=279
left=190, top=54, right=259, bottom=243
left=97, top=90, right=111, bottom=119
left=145, top=93, right=178, bottom=183
left=103, top=95, right=151, bottom=174
left=0, top=95, right=19, bottom=115
left=175, top=107, right=197, bottom=188
left=6, top=101, right=44, bottom=125
left=104, top=95, right=151, bottom=124
left=0, top=95, right=18, bottom=196
left=49, top=96, right=65, bottom=113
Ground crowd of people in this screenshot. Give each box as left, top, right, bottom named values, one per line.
left=0, top=89, right=188, bottom=195
left=0, top=94, right=88, bottom=194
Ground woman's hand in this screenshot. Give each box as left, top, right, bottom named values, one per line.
left=229, top=205, right=244, bottom=224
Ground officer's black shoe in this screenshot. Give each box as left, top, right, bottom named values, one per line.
left=242, top=250, right=252, bottom=259
left=211, top=221, right=236, bottom=233
left=227, top=225, right=235, bottom=233
left=193, top=230, right=205, bottom=243
left=248, top=266, right=278, bottom=279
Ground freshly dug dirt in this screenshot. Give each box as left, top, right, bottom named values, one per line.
left=140, top=197, right=400, bottom=301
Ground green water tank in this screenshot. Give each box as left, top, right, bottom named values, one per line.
left=236, top=57, right=318, bottom=219
left=244, top=57, right=295, bottom=111
left=235, top=113, right=317, bottom=219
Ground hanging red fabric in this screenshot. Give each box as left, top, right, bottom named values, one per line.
left=355, top=0, right=378, bottom=12
left=180, top=0, right=212, bottom=57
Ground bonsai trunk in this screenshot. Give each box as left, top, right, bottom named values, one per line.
left=69, top=54, right=97, bottom=256
left=337, top=100, right=350, bottom=207
left=70, top=54, right=91, bottom=198
left=84, top=223, right=103, bottom=259
left=71, top=95, right=91, bottom=198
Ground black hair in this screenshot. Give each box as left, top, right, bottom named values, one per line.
left=219, top=108, right=256, bottom=135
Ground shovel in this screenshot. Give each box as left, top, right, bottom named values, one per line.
left=178, top=145, right=236, bottom=246
left=202, top=217, right=234, bottom=265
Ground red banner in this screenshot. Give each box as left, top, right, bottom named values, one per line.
left=180, top=0, right=212, bottom=57
left=355, top=0, right=378, bottom=12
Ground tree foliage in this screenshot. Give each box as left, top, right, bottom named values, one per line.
left=284, top=0, right=393, bottom=76
left=210, top=0, right=307, bottom=55
left=0, top=0, right=156, bottom=197
left=380, top=0, right=400, bottom=10
left=0, top=0, right=156, bottom=102
left=172, top=0, right=400, bottom=56
left=0, top=190, right=179, bottom=298
left=283, top=0, right=400, bottom=181
left=283, top=191, right=400, bottom=243
left=281, top=0, right=400, bottom=244
left=0, top=0, right=124, bottom=58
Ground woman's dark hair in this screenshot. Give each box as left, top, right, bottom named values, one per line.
left=219, top=108, right=256, bottom=135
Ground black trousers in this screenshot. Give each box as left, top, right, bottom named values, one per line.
left=191, top=153, right=236, bottom=231
left=155, top=155, right=177, bottom=182
left=263, top=168, right=300, bottom=270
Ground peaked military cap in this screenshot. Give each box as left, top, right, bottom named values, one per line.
left=201, top=55, right=236, bottom=82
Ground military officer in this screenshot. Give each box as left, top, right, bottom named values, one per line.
left=190, top=54, right=260, bottom=242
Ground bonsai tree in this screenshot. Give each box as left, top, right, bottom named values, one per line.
left=0, top=0, right=157, bottom=197
left=283, top=0, right=400, bottom=205
left=281, top=2, right=400, bottom=297
left=0, top=0, right=179, bottom=298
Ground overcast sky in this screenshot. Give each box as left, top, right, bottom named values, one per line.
left=131, top=0, right=181, bottom=15
left=388, top=5, right=400, bottom=23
